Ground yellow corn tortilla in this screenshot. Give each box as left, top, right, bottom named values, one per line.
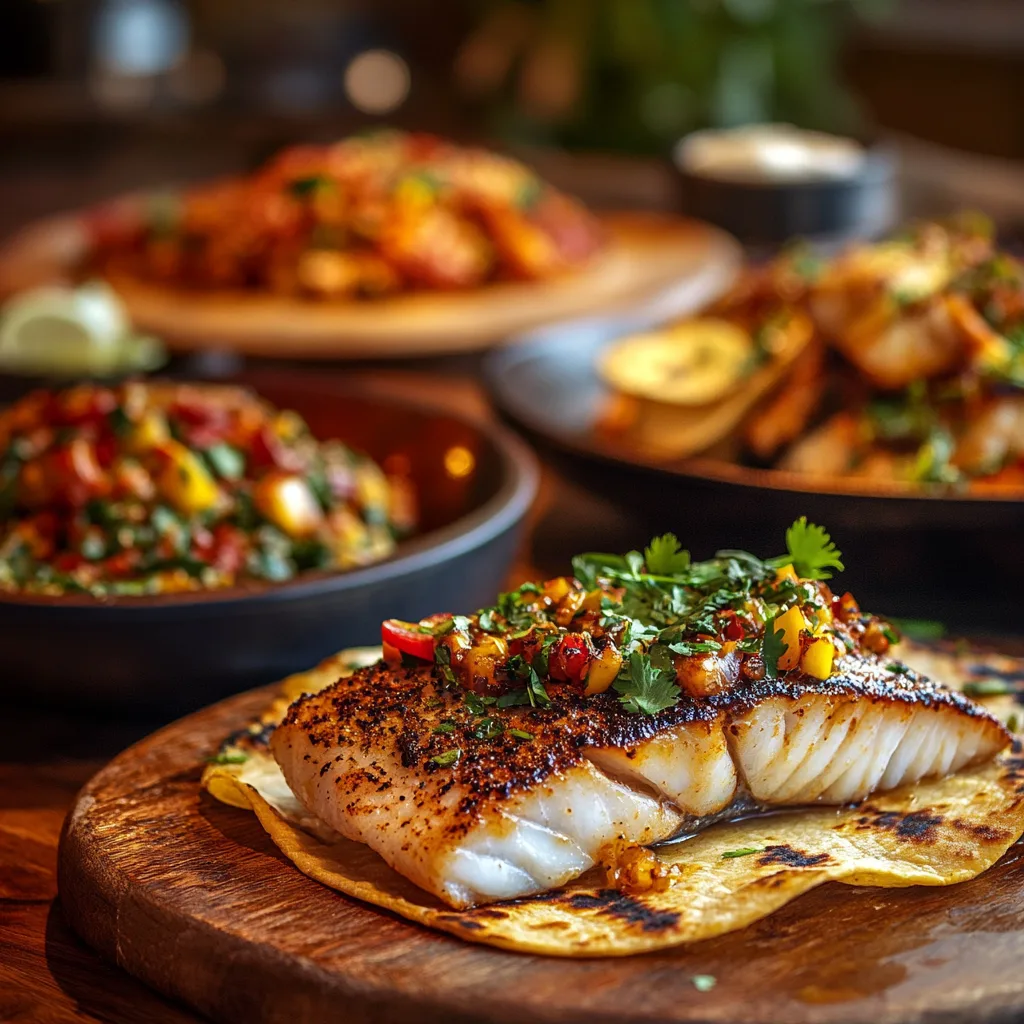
left=202, top=643, right=1024, bottom=957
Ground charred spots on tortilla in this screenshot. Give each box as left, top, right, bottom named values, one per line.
left=564, top=890, right=681, bottom=932
left=951, top=818, right=1011, bottom=842
left=469, top=908, right=510, bottom=920
left=856, top=807, right=944, bottom=842
left=756, top=844, right=832, bottom=868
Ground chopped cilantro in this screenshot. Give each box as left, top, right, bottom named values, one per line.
left=721, top=847, right=762, bottom=859
left=463, top=691, right=497, bottom=715
left=204, top=442, right=246, bottom=481
left=433, top=722, right=456, bottom=734
left=288, top=174, right=332, bottom=198
left=881, top=623, right=901, bottom=646
left=691, top=975, right=717, bottom=993
left=429, top=748, right=461, bottom=767
left=761, top=617, right=787, bottom=679
left=963, top=678, right=1011, bottom=697
left=472, top=716, right=503, bottom=740
left=208, top=750, right=248, bottom=765
left=886, top=662, right=910, bottom=675
left=509, top=728, right=534, bottom=740
left=613, top=651, right=679, bottom=715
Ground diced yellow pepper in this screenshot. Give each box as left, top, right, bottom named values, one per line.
left=129, top=410, right=169, bottom=452
left=581, top=589, right=604, bottom=612
left=253, top=471, right=323, bottom=538
left=542, top=576, right=573, bottom=604
left=155, top=440, right=219, bottom=514
left=585, top=645, right=623, bottom=696
left=775, top=605, right=808, bottom=671
left=462, top=634, right=509, bottom=682
left=775, top=563, right=799, bottom=584
left=801, top=638, right=835, bottom=680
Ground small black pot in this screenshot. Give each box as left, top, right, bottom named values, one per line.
left=673, top=134, right=896, bottom=246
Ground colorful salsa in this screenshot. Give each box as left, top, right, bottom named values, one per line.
left=89, top=131, right=604, bottom=299
left=0, top=382, right=415, bottom=596
left=380, top=519, right=897, bottom=714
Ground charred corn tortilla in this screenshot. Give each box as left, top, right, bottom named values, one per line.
left=202, top=642, right=1024, bottom=957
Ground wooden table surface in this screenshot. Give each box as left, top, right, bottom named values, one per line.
left=0, top=369, right=638, bottom=1024
left=5, top=370, right=1020, bottom=1024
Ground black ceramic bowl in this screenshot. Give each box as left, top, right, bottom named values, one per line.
left=483, top=320, right=1024, bottom=635
left=673, top=133, right=896, bottom=246
left=1, top=372, right=538, bottom=710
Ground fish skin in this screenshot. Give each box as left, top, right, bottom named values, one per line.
left=271, top=654, right=1009, bottom=908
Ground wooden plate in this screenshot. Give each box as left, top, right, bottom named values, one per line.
left=0, top=211, right=740, bottom=358
left=59, top=683, right=1024, bottom=1024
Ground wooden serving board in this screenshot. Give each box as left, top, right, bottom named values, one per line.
left=0, top=211, right=740, bottom=358
left=59, top=684, right=1024, bottom=1024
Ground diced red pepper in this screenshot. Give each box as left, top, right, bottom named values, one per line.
left=722, top=616, right=745, bottom=641
left=209, top=524, right=248, bottom=575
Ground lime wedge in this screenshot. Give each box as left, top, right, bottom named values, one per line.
left=0, top=281, right=165, bottom=376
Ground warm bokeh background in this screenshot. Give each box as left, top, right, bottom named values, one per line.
left=3, top=0, right=1024, bottom=235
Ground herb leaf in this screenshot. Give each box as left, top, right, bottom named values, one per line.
left=762, top=617, right=787, bottom=679
left=429, top=748, right=461, bottom=767
left=208, top=750, right=248, bottom=765
left=643, top=533, right=691, bottom=576
left=963, top=678, right=1011, bottom=697
left=721, top=847, right=762, bottom=859
left=782, top=517, right=844, bottom=580
left=613, top=651, right=679, bottom=715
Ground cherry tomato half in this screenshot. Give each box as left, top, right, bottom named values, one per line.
left=381, top=619, right=437, bottom=661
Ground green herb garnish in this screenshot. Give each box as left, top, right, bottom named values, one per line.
left=762, top=618, right=787, bottom=680
left=721, top=847, right=762, bottom=859
left=643, top=533, right=691, bottom=576
left=963, top=678, right=1012, bottom=697
left=208, top=751, right=248, bottom=765
left=691, top=975, right=717, bottom=993
left=613, top=650, right=679, bottom=716
left=204, top=442, right=245, bottom=481
left=429, top=748, right=461, bottom=767
left=778, top=517, right=844, bottom=580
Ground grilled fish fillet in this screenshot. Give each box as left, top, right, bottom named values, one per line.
left=271, top=654, right=1007, bottom=909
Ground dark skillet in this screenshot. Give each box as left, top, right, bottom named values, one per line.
left=483, top=319, right=1024, bottom=635
left=0, top=371, right=539, bottom=711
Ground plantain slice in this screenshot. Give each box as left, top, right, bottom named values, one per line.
left=600, top=311, right=815, bottom=461
left=598, top=318, right=754, bottom=407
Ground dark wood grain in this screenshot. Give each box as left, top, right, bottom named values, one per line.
left=56, top=684, right=1024, bottom=1024
left=0, top=758, right=201, bottom=1024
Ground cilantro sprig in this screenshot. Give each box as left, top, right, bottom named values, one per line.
left=773, top=517, right=844, bottom=580
left=613, top=651, right=680, bottom=715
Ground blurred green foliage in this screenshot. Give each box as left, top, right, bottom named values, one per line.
left=457, top=0, right=891, bottom=153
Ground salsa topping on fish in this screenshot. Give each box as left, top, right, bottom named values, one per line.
left=380, top=518, right=893, bottom=715
left=264, top=520, right=1008, bottom=910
